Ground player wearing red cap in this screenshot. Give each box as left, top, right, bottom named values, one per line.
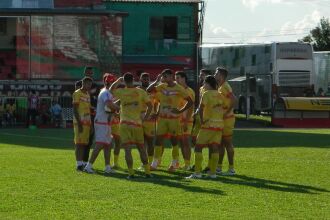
left=84, top=74, right=120, bottom=174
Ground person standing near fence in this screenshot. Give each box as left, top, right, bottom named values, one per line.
left=27, top=90, right=39, bottom=128
left=75, top=66, right=99, bottom=167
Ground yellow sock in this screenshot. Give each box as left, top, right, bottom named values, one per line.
left=184, top=159, right=190, bottom=167
left=194, top=152, right=203, bottom=173
left=172, top=145, right=180, bottom=161
left=128, top=168, right=135, bottom=176
left=148, top=156, right=153, bottom=165
left=210, top=153, right=219, bottom=175
left=154, top=145, right=162, bottom=160
left=144, top=164, right=150, bottom=175
left=114, top=155, right=119, bottom=166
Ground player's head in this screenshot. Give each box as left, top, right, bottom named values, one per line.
left=84, top=66, right=94, bottom=78
left=199, top=69, right=212, bottom=85
left=204, top=75, right=218, bottom=90
left=103, top=73, right=117, bottom=87
left=123, top=72, right=134, bottom=86
left=214, top=67, right=228, bottom=85
left=175, top=71, right=187, bottom=86
left=140, top=72, right=150, bottom=88
left=82, top=76, right=93, bottom=91
left=161, top=69, right=174, bottom=84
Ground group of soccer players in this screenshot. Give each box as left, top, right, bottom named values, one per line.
left=72, top=66, right=236, bottom=179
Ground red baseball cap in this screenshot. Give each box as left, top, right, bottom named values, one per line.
left=103, top=73, right=117, bottom=83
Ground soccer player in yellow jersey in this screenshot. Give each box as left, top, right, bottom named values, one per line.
left=215, top=67, right=237, bottom=175
left=147, top=69, right=193, bottom=171
left=174, top=71, right=195, bottom=170
left=110, top=73, right=153, bottom=179
left=186, top=76, right=224, bottom=179
left=138, top=73, right=158, bottom=166
left=72, top=77, right=93, bottom=171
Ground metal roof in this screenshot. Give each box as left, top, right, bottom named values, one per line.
left=105, top=0, right=200, bottom=3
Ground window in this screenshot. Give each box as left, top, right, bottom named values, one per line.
left=150, top=16, right=178, bottom=40
left=178, top=16, right=190, bottom=40
left=251, top=54, right=256, bottom=66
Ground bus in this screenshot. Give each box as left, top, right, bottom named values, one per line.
left=314, top=51, right=330, bottom=96
left=201, top=42, right=314, bottom=113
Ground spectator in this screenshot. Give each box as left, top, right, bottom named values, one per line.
left=0, top=98, right=4, bottom=127
left=5, top=99, right=16, bottom=126
left=50, top=100, right=62, bottom=128
left=39, top=100, right=50, bottom=125
left=27, top=90, right=39, bottom=127
left=316, top=88, right=325, bottom=97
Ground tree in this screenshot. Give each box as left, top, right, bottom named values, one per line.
left=300, top=17, right=330, bottom=51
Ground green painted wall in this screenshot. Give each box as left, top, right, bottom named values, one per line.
left=105, top=2, right=198, bottom=57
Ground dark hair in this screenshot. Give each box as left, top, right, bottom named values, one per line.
left=123, top=72, right=134, bottom=84
left=161, top=69, right=173, bottom=76
left=141, top=72, right=150, bottom=79
left=200, top=69, right=212, bottom=76
left=175, top=71, right=187, bottom=82
left=204, top=75, right=218, bottom=90
left=82, top=76, right=93, bottom=83
left=84, top=66, right=93, bottom=73
left=216, top=67, right=228, bottom=79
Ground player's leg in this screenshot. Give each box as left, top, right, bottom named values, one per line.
left=84, top=143, right=103, bottom=174
left=83, top=123, right=94, bottom=165
left=222, top=117, right=236, bottom=175
left=74, top=124, right=90, bottom=171
left=124, top=146, right=134, bottom=179
left=217, top=142, right=226, bottom=174
left=112, top=135, right=121, bottom=169
left=151, top=119, right=167, bottom=170
left=168, top=119, right=181, bottom=172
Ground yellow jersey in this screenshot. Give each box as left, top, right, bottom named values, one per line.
left=155, top=83, right=190, bottom=118
left=113, top=87, right=150, bottom=125
left=72, top=89, right=91, bottom=125
left=180, top=86, right=195, bottom=122
left=200, top=90, right=224, bottom=128
left=218, top=81, right=234, bottom=117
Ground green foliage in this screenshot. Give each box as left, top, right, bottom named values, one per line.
left=0, top=129, right=329, bottom=219
left=301, top=17, right=330, bottom=51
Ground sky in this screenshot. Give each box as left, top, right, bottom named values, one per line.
left=202, top=0, right=330, bottom=44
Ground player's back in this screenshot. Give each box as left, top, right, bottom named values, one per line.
left=114, top=87, right=149, bottom=124
left=201, top=90, right=224, bottom=128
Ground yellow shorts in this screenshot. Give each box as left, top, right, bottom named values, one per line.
left=143, top=119, right=156, bottom=137
left=191, top=116, right=201, bottom=138
left=196, top=127, right=222, bottom=148
left=223, top=116, right=235, bottom=138
left=156, top=117, right=181, bottom=137
left=180, top=121, right=193, bottom=137
left=73, top=124, right=91, bottom=145
left=111, top=117, right=120, bottom=139
left=120, top=122, right=144, bottom=147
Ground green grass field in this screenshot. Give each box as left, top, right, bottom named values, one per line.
left=0, top=128, right=329, bottom=219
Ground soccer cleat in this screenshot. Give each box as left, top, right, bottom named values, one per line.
left=76, top=165, right=84, bottom=172
left=202, top=167, right=210, bottom=173
left=216, top=167, right=223, bottom=175
left=168, top=161, right=180, bottom=172
left=104, top=166, right=116, bottom=174
left=185, top=173, right=202, bottom=179
left=223, top=169, right=236, bottom=176
left=84, top=166, right=95, bottom=174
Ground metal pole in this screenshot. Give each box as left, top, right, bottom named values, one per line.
left=246, top=73, right=250, bottom=120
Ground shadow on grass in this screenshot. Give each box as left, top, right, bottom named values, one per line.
left=93, top=169, right=225, bottom=196
left=216, top=174, right=329, bottom=194
left=234, top=130, right=330, bottom=148
left=1, top=129, right=329, bottom=150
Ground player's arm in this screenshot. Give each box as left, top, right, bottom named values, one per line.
left=172, top=96, right=193, bottom=114
left=143, top=101, right=153, bottom=121
left=146, top=74, right=162, bottom=93
left=105, top=100, right=120, bottom=112
left=226, top=93, right=237, bottom=116
left=73, top=104, right=82, bottom=133
left=110, top=77, right=124, bottom=92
